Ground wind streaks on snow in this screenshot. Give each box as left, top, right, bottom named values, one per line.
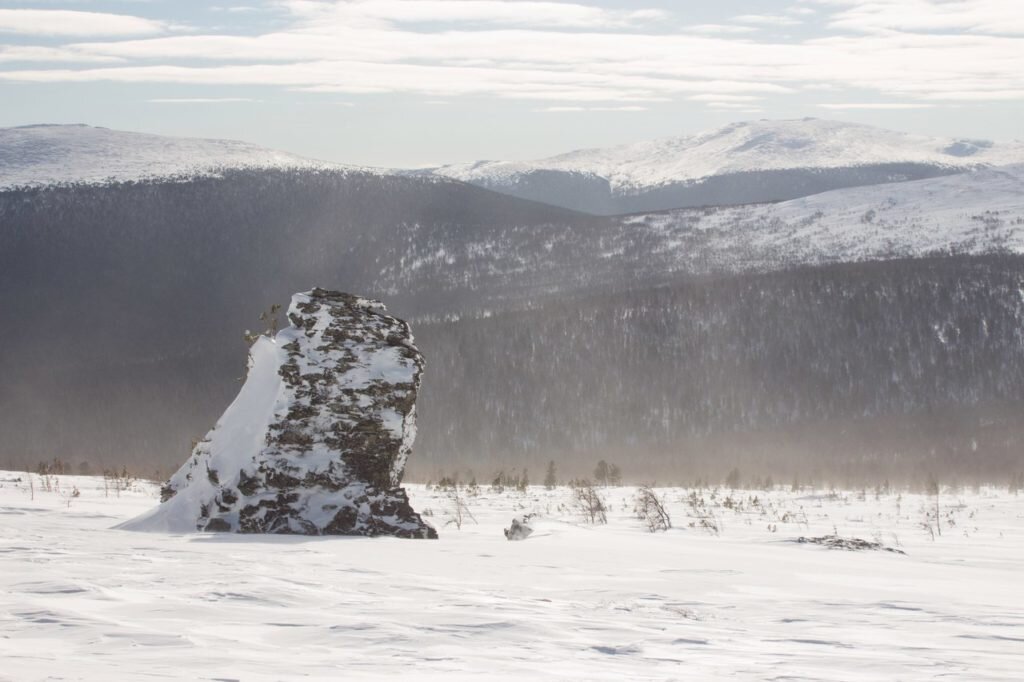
left=1, top=472, right=1023, bottom=680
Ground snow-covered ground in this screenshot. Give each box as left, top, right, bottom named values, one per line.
left=0, top=125, right=357, bottom=189
left=2, top=470, right=1022, bottom=680
left=621, top=164, right=1024, bottom=270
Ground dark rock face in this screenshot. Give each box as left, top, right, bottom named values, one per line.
left=121, top=288, right=437, bottom=538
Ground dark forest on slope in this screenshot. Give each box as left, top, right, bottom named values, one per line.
left=412, top=257, right=1024, bottom=485
left=1, top=171, right=1022, bottom=486
left=0, top=170, right=597, bottom=473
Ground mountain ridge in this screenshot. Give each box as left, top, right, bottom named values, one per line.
left=0, top=124, right=365, bottom=190
left=425, top=118, right=1024, bottom=214
left=2, top=121, right=1024, bottom=478
left=433, top=118, right=1024, bottom=190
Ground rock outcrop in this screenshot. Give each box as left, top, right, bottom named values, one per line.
left=119, top=288, right=437, bottom=538
left=504, top=515, right=535, bottom=541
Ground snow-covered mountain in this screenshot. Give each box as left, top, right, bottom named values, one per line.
left=8, top=120, right=1022, bottom=216
left=615, top=163, right=1024, bottom=274
left=3, top=122, right=1024, bottom=478
left=427, top=119, right=1024, bottom=215
left=370, top=165, right=1024, bottom=305
left=0, top=124, right=356, bottom=189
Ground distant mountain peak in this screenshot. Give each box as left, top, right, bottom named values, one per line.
left=0, top=124, right=360, bottom=190
left=428, top=118, right=1024, bottom=214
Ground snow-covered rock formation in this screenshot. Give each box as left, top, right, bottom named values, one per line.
left=504, top=516, right=535, bottom=541
left=119, top=288, right=437, bottom=538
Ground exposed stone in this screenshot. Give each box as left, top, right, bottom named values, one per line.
left=795, top=534, right=905, bottom=554
left=119, top=288, right=437, bottom=538
left=504, top=515, right=535, bottom=541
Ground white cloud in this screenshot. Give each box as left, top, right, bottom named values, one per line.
left=209, top=6, right=265, bottom=13
left=537, top=105, right=648, bottom=112
left=0, top=58, right=795, bottom=103
left=684, top=24, right=759, bottom=35
left=922, top=89, right=1024, bottom=101
left=706, top=101, right=760, bottom=109
left=818, top=0, right=1024, bottom=36
left=283, top=0, right=665, bottom=29
left=818, top=102, right=935, bottom=109
left=0, top=46, right=122, bottom=63
left=147, top=97, right=261, bottom=103
left=689, top=94, right=762, bottom=102
left=0, top=9, right=168, bottom=37
left=734, top=14, right=803, bottom=26
left=0, top=0, right=1020, bottom=108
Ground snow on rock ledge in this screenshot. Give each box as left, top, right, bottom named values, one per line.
left=119, top=288, right=437, bottom=538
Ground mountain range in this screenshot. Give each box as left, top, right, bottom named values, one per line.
left=1, top=119, right=1022, bottom=483
left=0, top=123, right=354, bottom=190
left=425, top=118, right=1024, bottom=214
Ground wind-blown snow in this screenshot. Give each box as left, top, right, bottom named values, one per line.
left=116, top=336, right=282, bottom=534
left=0, top=124, right=359, bottom=189
left=2, top=472, right=1023, bottom=680
left=434, top=119, right=1024, bottom=193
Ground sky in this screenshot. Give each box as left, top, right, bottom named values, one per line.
left=1, top=0, right=1022, bottom=168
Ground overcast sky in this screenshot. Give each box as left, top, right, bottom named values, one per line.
left=1, top=0, right=1021, bottom=167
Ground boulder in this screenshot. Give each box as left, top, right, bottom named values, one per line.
left=504, top=515, right=535, bottom=541
left=795, top=534, right=904, bottom=554
left=119, top=288, right=437, bottom=538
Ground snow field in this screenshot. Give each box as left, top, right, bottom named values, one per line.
left=1, top=471, right=1023, bottom=680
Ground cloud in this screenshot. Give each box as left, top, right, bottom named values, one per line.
left=147, top=97, right=261, bottom=103
left=818, top=102, right=935, bottom=109
left=817, top=0, right=1024, bottom=36
left=0, top=60, right=794, bottom=103
left=0, top=9, right=168, bottom=37
left=733, top=14, right=803, bottom=26
left=209, top=6, right=266, bottom=13
left=282, top=0, right=666, bottom=29
left=0, top=46, right=122, bottom=64
left=689, top=94, right=762, bottom=102
left=684, top=24, right=759, bottom=35
left=0, top=0, right=1020, bottom=108
left=706, top=101, right=762, bottom=109
left=921, top=89, right=1024, bottom=101
left=536, top=105, right=648, bottom=112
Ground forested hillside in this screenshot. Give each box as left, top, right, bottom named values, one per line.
left=2, top=169, right=1022, bottom=486
left=0, top=170, right=598, bottom=473
left=412, top=256, right=1024, bottom=484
